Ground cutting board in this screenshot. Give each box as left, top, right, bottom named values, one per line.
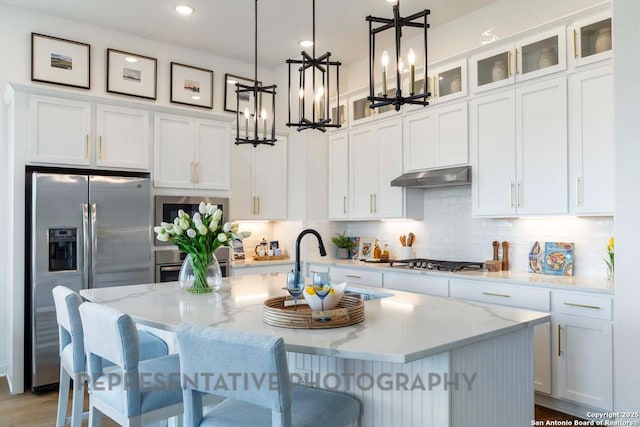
left=528, top=241, right=574, bottom=276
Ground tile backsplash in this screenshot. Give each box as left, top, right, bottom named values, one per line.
left=343, top=186, right=613, bottom=277
left=238, top=187, right=613, bottom=277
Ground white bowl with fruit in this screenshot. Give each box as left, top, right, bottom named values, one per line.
left=302, top=282, right=347, bottom=311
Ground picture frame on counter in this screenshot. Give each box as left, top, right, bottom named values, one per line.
left=170, top=62, right=214, bottom=109
left=357, top=237, right=375, bottom=260
left=224, top=73, right=262, bottom=114
left=106, top=48, right=157, bottom=100
left=31, top=33, right=91, bottom=89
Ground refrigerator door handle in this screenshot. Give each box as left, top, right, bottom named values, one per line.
left=90, top=203, right=97, bottom=288
left=83, top=203, right=90, bottom=288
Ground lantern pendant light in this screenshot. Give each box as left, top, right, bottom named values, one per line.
left=366, top=0, right=431, bottom=112
left=235, top=0, right=277, bottom=147
left=286, top=0, right=342, bottom=132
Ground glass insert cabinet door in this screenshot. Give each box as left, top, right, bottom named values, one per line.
left=329, top=101, right=348, bottom=130
left=432, top=59, right=467, bottom=103
left=349, top=90, right=376, bottom=125
left=570, top=14, right=612, bottom=67
left=471, top=44, right=515, bottom=93
left=515, top=27, right=567, bottom=82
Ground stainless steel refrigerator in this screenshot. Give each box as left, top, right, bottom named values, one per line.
left=27, top=170, right=152, bottom=391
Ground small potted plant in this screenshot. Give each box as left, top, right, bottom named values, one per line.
left=331, top=231, right=355, bottom=259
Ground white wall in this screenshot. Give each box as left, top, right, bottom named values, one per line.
left=613, top=0, right=640, bottom=416
left=344, top=0, right=605, bottom=91
left=0, top=2, right=275, bottom=390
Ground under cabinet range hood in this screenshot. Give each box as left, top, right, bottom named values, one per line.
left=390, top=166, right=471, bottom=189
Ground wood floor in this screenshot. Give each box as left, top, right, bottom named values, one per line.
left=0, top=377, right=584, bottom=426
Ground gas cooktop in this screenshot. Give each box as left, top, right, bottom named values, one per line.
left=389, top=258, right=485, bottom=272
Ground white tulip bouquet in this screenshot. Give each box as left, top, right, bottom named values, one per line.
left=154, top=202, right=250, bottom=293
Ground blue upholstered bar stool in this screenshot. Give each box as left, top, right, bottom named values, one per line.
left=79, top=301, right=184, bottom=427
left=176, top=324, right=361, bottom=427
left=52, top=286, right=169, bottom=427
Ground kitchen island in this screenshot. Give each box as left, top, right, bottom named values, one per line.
left=81, top=273, right=549, bottom=427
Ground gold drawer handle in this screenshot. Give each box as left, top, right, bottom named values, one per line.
left=558, top=324, right=562, bottom=356
left=563, top=302, right=601, bottom=310
left=345, top=274, right=361, bottom=279
left=482, top=292, right=511, bottom=298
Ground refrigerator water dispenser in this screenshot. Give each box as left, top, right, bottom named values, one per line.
left=48, top=228, right=77, bottom=272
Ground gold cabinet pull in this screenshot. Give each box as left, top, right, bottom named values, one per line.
left=575, top=177, right=580, bottom=206
left=343, top=196, right=347, bottom=215
left=573, top=29, right=578, bottom=59
left=434, top=74, right=439, bottom=97
left=373, top=193, right=377, bottom=214
left=195, top=163, right=200, bottom=184
left=98, top=136, right=103, bottom=160
left=482, top=292, right=511, bottom=298
left=257, top=197, right=260, bottom=215
left=563, top=302, right=601, bottom=310
left=510, top=182, right=514, bottom=208
left=252, top=196, right=257, bottom=215
left=557, top=324, right=562, bottom=356
left=515, top=48, right=519, bottom=74
left=345, top=274, right=361, bottom=279
left=85, top=134, right=89, bottom=159
left=369, top=194, right=373, bottom=214
left=508, top=51, right=513, bottom=77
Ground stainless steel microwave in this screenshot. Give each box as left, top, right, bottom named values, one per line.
left=154, top=196, right=229, bottom=246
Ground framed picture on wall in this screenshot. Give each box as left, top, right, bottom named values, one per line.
left=31, top=33, right=90, bottom=89
left=170, top=62, right=213, bottom=109
left=106, top=49, right=157, bottom=100
left=224, top=73, right=262, bottom=114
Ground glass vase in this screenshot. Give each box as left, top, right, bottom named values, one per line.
left=179, top=253, right=222, bottom=293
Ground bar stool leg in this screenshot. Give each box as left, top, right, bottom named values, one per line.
left=56, top=368, right=71, bottom=427
left=70, top=374, right=85, bottom=427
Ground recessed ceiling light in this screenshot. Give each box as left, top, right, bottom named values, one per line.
left=175, top=5, right=194, bottom=15
left=125, top=57, right=138, bottom=63
left=299, top=40, right=314, bottom=48
left=191, top=95, right=201, bottom=100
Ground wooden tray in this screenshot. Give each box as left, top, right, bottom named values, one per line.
left=252, top=255, right=289, bottom=261
left=263, top=295, right=365, bottom=329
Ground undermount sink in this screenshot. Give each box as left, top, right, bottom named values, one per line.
left=344, top=287, right=393, bottom=301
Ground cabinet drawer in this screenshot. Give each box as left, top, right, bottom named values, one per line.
left=307, top=264, right=330, bottom=275
left=450, top=280, right=550, bottom=311
left=552, top=291, right=612, bottom=320
left=331, top=267, right=383, bottom=288
left=384, top=272, right=449, bottom=297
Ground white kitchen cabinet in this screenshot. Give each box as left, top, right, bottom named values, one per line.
left=95, top=105, right=149, bottom=170
left=552, top=315, right=613, bottom=410
left=383, top=273, right=449, bottom=297
left=330, top=267, right=383, bottom=288
left=449, top=279, right=552, bottom=395
left=471, top=77, right=567, bottom=216
left=230, top=136, right=288, bottom=220
left=154, top=113, right=231, bottom=190
left=568, top=66, right=614, bottom=215
left=471, top=27, right=566, bottom=93
left=349, top=119, right=403, bottom=219
left=431, top=59, right=468, bottom=104
left=403, top=102, right=468, bottom=172
left=328, top=131, right=350, bottom=219
left=28, top=95, right=91, bottom=166
left=569, top=13, right=612, bottom=68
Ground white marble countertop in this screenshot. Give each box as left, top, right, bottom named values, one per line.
left=308, top=259, right=614, bottom=294
left=80, top=273, right=549, bottom=364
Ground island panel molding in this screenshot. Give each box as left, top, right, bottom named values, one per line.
left=106, top=48, right=157, bottom=100
left=170, top=62, right=214, bottom=109
left=31, top=33, right=90, bottom=89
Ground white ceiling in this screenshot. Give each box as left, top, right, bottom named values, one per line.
left=1, top=0, right=499, bottom=67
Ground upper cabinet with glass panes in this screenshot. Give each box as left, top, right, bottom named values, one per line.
left=569, top=13, right=612, bottom=68
left=472, top=27, right=566, bottom=93
left=403, top=59, right=467, bottom=113
left=329, top=97, right=348, bottom=131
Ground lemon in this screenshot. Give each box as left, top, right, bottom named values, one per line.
left=306, top=287, right=315, bottom=295
left=329, top=288, right=335, bottom=295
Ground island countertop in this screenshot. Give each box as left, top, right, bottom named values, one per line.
left=80, top=273, right=549, bottom=364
